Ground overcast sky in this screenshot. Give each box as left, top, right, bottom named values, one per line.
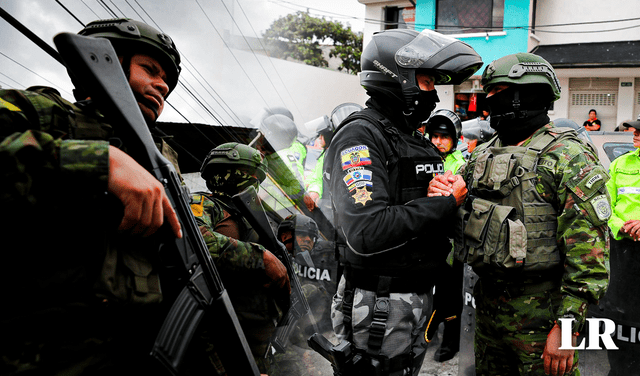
left=0, top=0, right=366, bottom=125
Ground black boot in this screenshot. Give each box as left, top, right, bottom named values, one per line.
left=433, top=317, right=460, bottom=362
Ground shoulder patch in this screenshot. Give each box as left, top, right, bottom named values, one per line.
left=341, top=145, right=371, bottom=170
left=343, top=169, right=372, bottom=186
left=591, top=194, right=612, bottom=222
left=190, top=196, right=205, bottom=217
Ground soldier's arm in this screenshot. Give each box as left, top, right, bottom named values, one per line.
left=541, top=145, right=610, bottom=331
left=1, top=89, right=109, bottom=210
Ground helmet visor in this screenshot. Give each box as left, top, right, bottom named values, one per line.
left=395, top=29, right=458, bottom=83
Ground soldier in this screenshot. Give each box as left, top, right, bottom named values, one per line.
left=325, top=28, right=483, bottom=375
left=602, top=115, right=640, bottom=376
left=423, top=109, right=465, bottom=362
left=0, top=18, right=191, bottom=373
left=438, top=53, right=610, bottom=376
left=193, top=142, right=291, bottom=374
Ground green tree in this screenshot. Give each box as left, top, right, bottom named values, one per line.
left=263, top=11, right=362, bottom=74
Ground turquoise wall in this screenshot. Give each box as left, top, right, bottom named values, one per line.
left=415, top=0, right=530, bottom=75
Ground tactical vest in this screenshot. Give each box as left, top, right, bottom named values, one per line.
left=454, top=127, right=582, bottom=278
left=329, top=109, right=446, bottom=279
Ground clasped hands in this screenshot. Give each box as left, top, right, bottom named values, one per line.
left=427, top=170, right=468, bottom=207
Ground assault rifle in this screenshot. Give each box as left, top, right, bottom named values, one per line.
left=232, top=185, right=311, bottom=352
left=52, top=33, right=259, bottom=375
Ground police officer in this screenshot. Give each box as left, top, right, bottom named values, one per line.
left=305, top=103, right=363, bottom=213
left=325, top=28, right=482, bottom=375
left=0, top=18, right=188, bottom=373
left=602, top=115, right=640, bottom=376
left=194, top=142, right=291, bottom=374
left=426, top=109, right=466, bottom=173
left=442, top=53, right=610, bottom=376
left=424, top=109, right=465, bottom=362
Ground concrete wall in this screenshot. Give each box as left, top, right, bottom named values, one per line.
left=534, top=0, right=638, bottom=45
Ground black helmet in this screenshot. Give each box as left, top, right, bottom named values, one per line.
left=360, top=28, right=482, bottom=112
left=78, top=18, right=181, bottom=94
left=461, top=118, right=495, bottom=143
left=200, top=142, right=267, bottom=193
left=277, top=214, right=318, bottom=245
left=259, top=114, right=298, bottom=151
left=425, top=109, right=462, bottom=151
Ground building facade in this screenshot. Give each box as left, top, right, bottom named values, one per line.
left=358, top=0, right=640, bottom=130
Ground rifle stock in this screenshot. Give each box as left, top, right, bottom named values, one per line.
left=52, top=32, right=259, bottom=375
left=232, top=185, right=311, bottom=352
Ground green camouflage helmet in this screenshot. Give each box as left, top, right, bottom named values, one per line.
left=481, top=53, right=561, bottom=102
left=200, top=142, right=268, bottom=183
left=78, top=18, right=181, bottom=93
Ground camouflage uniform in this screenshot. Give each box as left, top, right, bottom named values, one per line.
left=0, top=86, right=204, bottom=374
left=190, top=190, right=282, bottom=374
left=458, top=124, right=610, bottom=375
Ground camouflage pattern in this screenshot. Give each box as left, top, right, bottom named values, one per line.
left=0, top=86, right=213, bottom=374
left=474, top=285, right=579, bottom=375
left=459, top=123, right=610, bottom=374
left=331, top=276, right=432, bottom=361
left=190, top=192, right=281, bottom=374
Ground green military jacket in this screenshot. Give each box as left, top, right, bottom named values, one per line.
left=606, top=147, right=640, bottom=240
left=459, top=124, right=611, bottom=330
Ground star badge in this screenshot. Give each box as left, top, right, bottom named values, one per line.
left=352, top=186, right=372, bottom=206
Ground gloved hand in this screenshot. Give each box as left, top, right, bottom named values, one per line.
left=263, top=250, right=291, bottom=294
left=541, top=323, right=576, bottom=376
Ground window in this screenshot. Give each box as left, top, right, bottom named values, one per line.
left=436, top=0, right=504, bottom=34
left=384, top=6, right=416, bottom=30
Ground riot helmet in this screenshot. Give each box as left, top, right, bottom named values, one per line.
left=461, top=118, right=495, bottom=143
left=277, top=214, right=318, bottom=253
left=425, top=109, right=462, bottom=151
left=259, top=114, right=298, bottom=151
left=249, top=106, right=294, bottom=128
left=360, top=28, right=482, bottom=124
left=200, top=142, right=267, bottom=194
left=78, top=18, right=181, bottom=95
left=330, top=103, right=364, bottom=128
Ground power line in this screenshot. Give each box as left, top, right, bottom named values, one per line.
left=0, top=51, right=73, bottom=97
left=219, top=0, right=302, bottom=116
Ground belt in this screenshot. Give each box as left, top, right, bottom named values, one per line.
left=347, top=267, right=434, bottom=293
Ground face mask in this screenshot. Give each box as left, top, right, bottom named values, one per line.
left=486, top=87, right=550, bottom=145
left=207, top=169, right=259, bottom=195
left=406, top=89, right=440, bottom=127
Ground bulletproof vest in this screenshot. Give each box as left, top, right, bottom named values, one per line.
left=454, top=127, right=581, bottom=278
left=329, top=109, right=446, bottom=277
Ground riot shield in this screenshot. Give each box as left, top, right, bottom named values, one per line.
left=458, top=264, right=478, bottom=376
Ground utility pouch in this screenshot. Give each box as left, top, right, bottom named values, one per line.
left=463, top=198, right=527, bottom=270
